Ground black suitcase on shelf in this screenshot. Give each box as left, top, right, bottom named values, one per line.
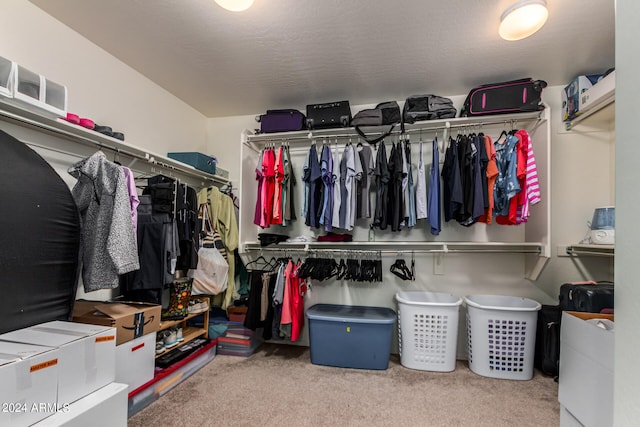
left=559, top=281, right=614, bottom=313
left=534, top=304, right=562, bottom=377
left=306, top=100, right=351, bottom=130
left=460, top=78, right=547, bottom=117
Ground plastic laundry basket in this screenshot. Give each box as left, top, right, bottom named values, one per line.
left=465, top=294, right=541, bottom=380
left=396, top=291, right=463, bottom=372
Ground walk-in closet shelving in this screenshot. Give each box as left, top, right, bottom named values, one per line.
left=0, top=99, right=229, bottom=189
left=565, top=244, right=614, bottom=257
left=239, top=108, right=551, bottom=280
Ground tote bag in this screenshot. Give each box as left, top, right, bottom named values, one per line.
left=189, top=203, right=229, bottom=295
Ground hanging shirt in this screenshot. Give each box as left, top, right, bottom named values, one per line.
left=261, top=148, right=276, bottom=227
left=306, top=144, right=323, bottom=228
left=388, top=142, right=404, bottom=232
left=281, top=146, right=289, bottom=226
left=332, top=144, right=342, bottom=229
left=477, top=135, right=499, bottom=224
left=493, top=134, right=521, bottom=217
left=357, top=144, right=375, bottom=219
left=320, top=144, right=334, bottom=231
left=373, top=141, right=390, bottom=230
left=121, top=166, right=140, bottom=239
left=416, top=140, right=428, bottom=220
left=441, top=136, right=462, bottom=223
left=405, top=140, right=416, bottom=228
left=301, top=148, right=311, bottom=220
left=350, top=145, right=363, bottom=229
left=285, top=144, right=297, bottom=223
left=272, top=146, right=284, bottom=225
left=428, top=137, right=442, bottom=235
left=339, top=145, right=356, bottom=230
left=253, top=149, right=265, bottom=227
left=401, top=140, right=409, bottom=226
left=516, top=130, right=541, bottom=224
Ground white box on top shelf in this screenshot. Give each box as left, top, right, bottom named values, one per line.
left=11, top=64, right=67, bottom=118
left=0, top=56, right=15, bottom=98
left=579, top=70, right=615, bottom=113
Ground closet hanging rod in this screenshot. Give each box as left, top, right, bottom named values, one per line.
left=0, top=101, right=229, bottom=186
left=244, top=111, right=544, bottom=145
left=244, top=245, right=541, bottom=255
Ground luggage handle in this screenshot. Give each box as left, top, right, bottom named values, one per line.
left=354, top=124, right=395, bottom=146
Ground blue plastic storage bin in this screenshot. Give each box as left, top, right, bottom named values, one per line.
left=167, top=152, right=216, bottom=174
left=306, top=304, right=396, bottom=370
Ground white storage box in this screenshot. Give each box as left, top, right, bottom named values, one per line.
left=0, top=321, right=116, bottom=405
left=464, top=294, right=541, bottom=380
left=0, top=56, right=15, bottom=98
left=34, top=382, right=128, bottom=427
left=561, top=405, right=585, bottom=427
left=396, top=291, right=462, bottom=372
left=0, top=341, right=59, bottom=427
left=558, top=311, right=614, bottom=427
left=11, top=63, right=67, bottom=118
left=580, top=69, right=615, bottom=113
left=115, top=332, right=155, bottom=393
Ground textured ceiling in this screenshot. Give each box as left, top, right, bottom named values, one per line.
left=29, top=0, right=615, bottom=118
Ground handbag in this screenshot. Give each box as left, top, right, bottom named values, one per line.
left=189, top=203, right=229, bottom=295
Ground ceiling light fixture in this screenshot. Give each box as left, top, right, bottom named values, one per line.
left=214, top=0, right=254, bottom=12
left=499, top=0, right=549, bottom=41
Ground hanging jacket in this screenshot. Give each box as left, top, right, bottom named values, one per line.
left=373, top=142, right=390, bottom=229
left=68, top=151, right=139, bottom=291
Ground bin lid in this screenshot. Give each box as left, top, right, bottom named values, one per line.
left=306, top=304, right=396, bottom=324
left=395, top=291, right=462, bottom=307
left=464, top=294, right=541, bottom=312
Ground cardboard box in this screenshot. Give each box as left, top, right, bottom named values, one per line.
left=558, top=311, right=614, bottom=427
left=72, top=301, right=161, bottom=345
left=0, top=341, right=59, bottom=427
left=115, top=332, right=156, bottom=393
left=0, top=321, right=116, bottom=405
left=562, top=74, right=602, bottom=121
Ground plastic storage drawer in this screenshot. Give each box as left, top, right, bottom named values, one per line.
left=396, top=291, right=462, bottom=372
left=465, top=294, right=541, bottom=380
left=306, top=304, right=396, bottom=370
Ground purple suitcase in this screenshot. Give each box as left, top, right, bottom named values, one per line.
left=258, top=109, right=306, bottom=133
left=460, top=78, right=547, bottom=117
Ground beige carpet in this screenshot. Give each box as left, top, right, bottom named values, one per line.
left=129, top=344, right=559, bottom=427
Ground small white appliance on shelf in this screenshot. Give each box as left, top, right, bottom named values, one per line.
left=589, top=206, right=615, bottom=245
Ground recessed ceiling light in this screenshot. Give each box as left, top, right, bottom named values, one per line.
left=499, top=0, right=549, bottom=41
left=214, top=0, right=254, bottom=12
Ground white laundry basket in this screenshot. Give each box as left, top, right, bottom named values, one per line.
left=396, top=291, right=462, bottom=372
left=465, top=294, right=541, bottom=380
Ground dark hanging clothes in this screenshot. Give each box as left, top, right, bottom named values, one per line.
left=478, top=133, right=490, bottom=210
left=388, top=142, right=405, bottom=232
left=441, top=137, right=463, bottom=222
left=285, top=145, right=297, bottom=222
left=471, top=135, right=487, bottom=221
left=457, top=135, right=474, bottom=224
left=175, top=183, right=199, bottom=270
left=373, top=141, right=390, bottom=230
left=305, top=144, right=323, bottom=228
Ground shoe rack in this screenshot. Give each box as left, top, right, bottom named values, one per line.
left=155, top=296, right=210, bottom=359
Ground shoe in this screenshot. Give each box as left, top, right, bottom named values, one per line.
left=164, top=329, right=178, bottom=348
left=155, top=333, right=166, bottom=354
left=176, top=327, right=184, bottom=342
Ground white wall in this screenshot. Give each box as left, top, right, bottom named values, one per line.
left=2, top=0, right=208, bottom=156
left=614, top=1, right=640, bottom=424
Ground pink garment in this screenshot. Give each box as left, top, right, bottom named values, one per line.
left=272, top=146, right=284, bottom=225
left=290, top=264, right=306, bottom=342
left=515, top=130, right=541, bottom=224
left=280, top=260, right=293, bottom=326
left=121, top=166, right=139, bottom=239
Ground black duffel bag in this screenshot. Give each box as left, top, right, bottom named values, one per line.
left=352, top=101, right=401, bottom=145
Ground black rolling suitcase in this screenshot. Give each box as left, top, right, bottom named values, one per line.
left=306, top=100, right=351, bottom=130
left=534, top=304, right=562, bottom=377
left=559, top=281, right=614, bottom=313
left=460, top=78, right=547, bottom=117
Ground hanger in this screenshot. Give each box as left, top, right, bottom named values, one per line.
left=390, top=256, right=414, bottom=281
left=113, top=148, right=122, bottom=166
